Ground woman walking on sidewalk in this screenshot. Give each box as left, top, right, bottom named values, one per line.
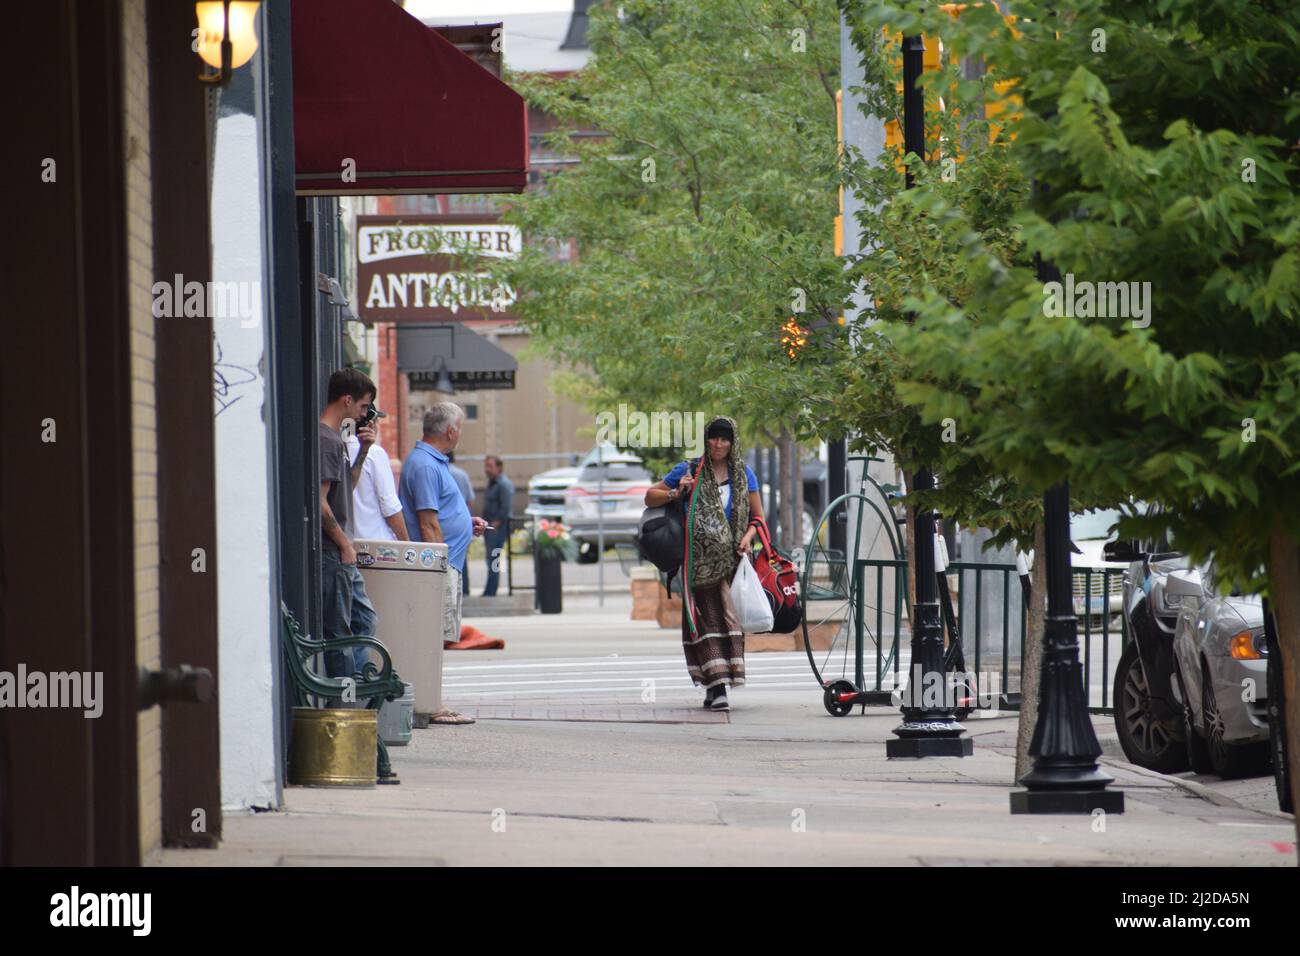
left=645, top=416, right=764, bottom=711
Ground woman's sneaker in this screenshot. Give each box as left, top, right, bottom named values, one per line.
left=709, top=686, right=730, bottom=711
left=703, top=685, right=720, bottom=709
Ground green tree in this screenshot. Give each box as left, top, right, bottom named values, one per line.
left=491, top=0, right=849, bottom=526
left=861, top=0, right=1300, bottom=836
left=825, top=6, right=1073, bottom=774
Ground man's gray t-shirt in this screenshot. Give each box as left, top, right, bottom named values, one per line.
left=483, top=474, right=514, bottom=525
left=320, top=422, right=351, bottom=556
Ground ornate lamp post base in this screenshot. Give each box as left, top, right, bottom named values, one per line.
left=1009, top=480, right=1126, bottom=814
left=1010, top=786, right=1125, bottom=814
left=887, top=725, right=973, bottom=759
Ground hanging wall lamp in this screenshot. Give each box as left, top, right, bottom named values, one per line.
left=196, top=1, right=261, bottom=87
left=432, top=356, right=456, bottom=396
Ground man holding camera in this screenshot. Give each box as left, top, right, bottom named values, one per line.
left=319, top=368, right=381, bottom=679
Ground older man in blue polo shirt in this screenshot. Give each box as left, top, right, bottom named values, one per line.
left=399, top=401, right=487, bottom=725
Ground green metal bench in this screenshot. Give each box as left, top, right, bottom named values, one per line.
left=279, top=601, right=404, bottom=782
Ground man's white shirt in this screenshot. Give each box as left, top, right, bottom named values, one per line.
left=344, top=435, right=403, bottom=540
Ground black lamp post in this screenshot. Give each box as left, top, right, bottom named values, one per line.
left=886, top=32, right=971, bottom=759
left=1010, top=265, right=1124, bottom=811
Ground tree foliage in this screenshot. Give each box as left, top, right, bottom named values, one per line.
left=853, top=0, right=1300, bottom=589
left=493, top=0, right=849, bottom=453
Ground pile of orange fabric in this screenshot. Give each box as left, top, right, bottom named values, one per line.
left=445, top=624, right=505, bottom=651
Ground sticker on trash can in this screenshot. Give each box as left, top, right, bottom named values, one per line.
left=357, top=552, right=375, bottom=567
left=377, top=546, right=399, bottom=564
left=404, top=548, right=417, bottom=564
left=420, top=548, right=436, bottom=568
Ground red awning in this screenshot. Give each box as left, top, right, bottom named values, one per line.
left=291, top=0, right=528, bottom=196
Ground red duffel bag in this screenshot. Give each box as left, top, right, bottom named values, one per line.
left=751, top=517, right=802, bottom=633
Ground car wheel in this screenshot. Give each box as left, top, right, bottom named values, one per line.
left=575, top=540, right=599, bottom=564
left=1178, top=665, right=1215, bottom=775
left=1201, top=661, right=1270, bottom=780
left=1113, top=641, right=1189, bottom=773
left=1265, top=632, right=1293, bottom=812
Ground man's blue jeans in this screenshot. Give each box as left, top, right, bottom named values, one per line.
left=321, top=549, right=377, bottom=678
left=482, top=526, right=508, bottom=597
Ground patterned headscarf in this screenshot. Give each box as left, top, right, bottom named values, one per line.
left=685, top=415, right=749, bottom=593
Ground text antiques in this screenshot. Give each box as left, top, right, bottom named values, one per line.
left=357, top=217, right=520, bottom=322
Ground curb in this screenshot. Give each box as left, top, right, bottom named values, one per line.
left=1098, top=755, right=1295, bottom=821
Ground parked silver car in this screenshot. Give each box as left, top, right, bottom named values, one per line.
left=1113, top=551, right=1193, bottom=773
left=526, top=465, right=582, bottom=522
left=1167, top=566, right=1272, bottom=779
left=526, top=443, right=623, bottom=522
left=562, top=452, right=654, bottom=562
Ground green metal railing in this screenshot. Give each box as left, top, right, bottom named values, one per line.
left=850, top=558, right=1128, bottom=714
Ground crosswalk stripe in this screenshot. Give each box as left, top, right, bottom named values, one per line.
left=443, top=653, right=814, bottom=671
left=446, top=675, right=818, bottom=689
left=450, top=682, right=820, bottom=700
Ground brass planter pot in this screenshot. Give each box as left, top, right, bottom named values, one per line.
left=289, top=707, right=377, bottom=788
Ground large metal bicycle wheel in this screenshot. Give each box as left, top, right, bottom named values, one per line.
left=800, top=489, right=905, bottom=699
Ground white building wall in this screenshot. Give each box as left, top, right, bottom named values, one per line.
left=212, top=65, right=280, bottom=811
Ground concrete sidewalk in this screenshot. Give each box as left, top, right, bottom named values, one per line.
left=155, top=598, right=1295, bottom=866
left=156, top=706, right=1295, bottom=867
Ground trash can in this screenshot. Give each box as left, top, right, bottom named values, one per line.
left=378, top=681, right=415, bottom=746
left=355, top=539, right=448, bottom=724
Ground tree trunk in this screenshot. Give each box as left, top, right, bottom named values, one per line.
left=901, top=469, right=916, bottom=616
left=1015, top=522, right=1047, bottom=782
left=1267, top=529, right=1300, bottom=854
left=792, top=440, right=805, bottom=552
left=777, top=429, right=795, bottom=550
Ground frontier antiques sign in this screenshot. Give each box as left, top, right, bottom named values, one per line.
left=356, top=215, right=520, bottom=323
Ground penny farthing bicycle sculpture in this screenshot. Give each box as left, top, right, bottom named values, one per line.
left=800, top=457, right=976, bottom=719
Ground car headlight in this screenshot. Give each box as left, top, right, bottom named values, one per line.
left=1228, top=630, right=1266, bottom=660
left=1157, top=587, right=1181, bottom=614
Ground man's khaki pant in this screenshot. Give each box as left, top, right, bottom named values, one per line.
left=442, top=566, right=462, bottom=648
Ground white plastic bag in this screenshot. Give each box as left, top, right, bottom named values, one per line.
left=731, top=555, right=775, bottom=634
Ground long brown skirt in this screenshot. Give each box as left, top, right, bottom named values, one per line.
left=682, top=578, right=746, bottom=689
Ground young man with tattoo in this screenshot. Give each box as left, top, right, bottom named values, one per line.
left=319, top=368, right=380, bottom=679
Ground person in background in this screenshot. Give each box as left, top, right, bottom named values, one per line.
left=344, top=404, right=407, bottom=542
left=447, top=452, right=476, bottom=594
left=398, top=402, right=488, bottom=725
left=480, top=455, right=514, bottom=597
left=319, top=368, right=399, bottom=784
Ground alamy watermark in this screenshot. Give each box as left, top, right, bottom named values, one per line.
left=1042, top=273, right=1151, bottom=329
left=0, top=664, right=103, bottom=719
left=50, top=886, right=150, bottom=935
left=595, top=404, right=707, bottom=456
left=152, top=273, right=261, bottom=327
left=890, top=666, right=1005, bottom=711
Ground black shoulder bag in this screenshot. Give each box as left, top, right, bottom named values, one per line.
left=635, top=459, right=699, bottom=574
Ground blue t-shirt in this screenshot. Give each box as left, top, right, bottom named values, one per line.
left=399, top=441, right=473, bottom=572
left=664, top=459, right=759, bottom=522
